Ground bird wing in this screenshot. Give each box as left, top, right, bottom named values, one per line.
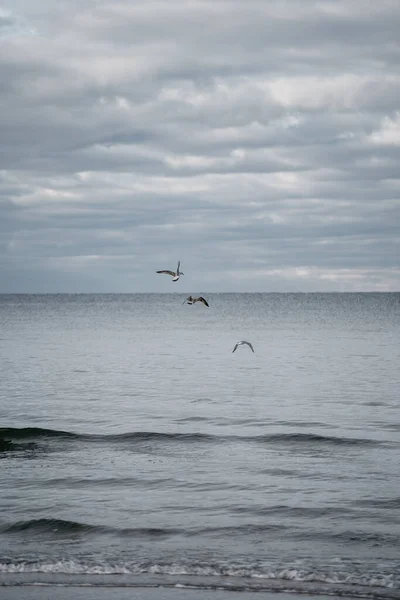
left=177, top=261, right=181, bottom=274
left=244, top=341, right=255, bottom=353
left=156, top=270, right=175, bottom=276
left=198, top=297, right=209, bottom=307
left=232, top=343, right=239, bottom=353
left=182, top=297, right=190, bottom=304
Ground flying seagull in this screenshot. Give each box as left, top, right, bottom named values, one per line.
left=156, top=261, right=184, bottom=282
left=232, top=341, right=255, bottom=353
left=182, top=296, right=209, bottom=307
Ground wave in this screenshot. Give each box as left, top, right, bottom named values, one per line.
left=3, top=518, right=398, bottom=549
left=1, top=518, right=102, bottom=535
left=0, top=427, right=216, bottom=444
left=0, top=426, right=384, bottom=448
left=0, top=518, right=183, bottom=538
left=0, top=427, right=78, bottom=440
left=0, top=557, right=398, bottom=597
left=0, top=518, right=287, bottom=540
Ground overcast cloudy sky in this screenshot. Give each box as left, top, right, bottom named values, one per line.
left=1, top=0, right=399, bottom=292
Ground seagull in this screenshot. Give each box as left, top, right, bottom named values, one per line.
left=182, top=296, right=209, bottom=307
left=232, top=340, right=255, bottom=353
left=156, top=261, right=184, bottom=282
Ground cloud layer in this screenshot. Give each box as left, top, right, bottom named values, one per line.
left=1, top=0, right=399, bottom=292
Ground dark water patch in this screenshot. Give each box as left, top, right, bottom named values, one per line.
left=231, top=504, right=400, bottom=525
left=190, top=397, right=215, bottom=404
left=228, top=418, right=272, bottom=426
left=353, top=497, right=400, bottom=510
left=38, top=476, right=183, bottom=489
left=251, top=432, right=383, bottom=447
left=109, top=431, right=218, bottom=444
left=258, top=468, right=343, bottom=482
left=0, top=439, right=38, bottom=453
left=229, top=504, right=352, bottom=519
left=178, top=523, right=288, bottom=538
left=174, top=416, right=210, bottom=423
left=273, top=420, right=334, bottom=429
left=379, top=423, right=400, bottom=432
left=0, top=439, right=14, bottom=452
left=0, top=427, right=78, bottom=441
left=296, top=528, right=400, bottom=547
left=119, top=526, right=182, bottom=539
left=259, top=466, right=300, bottom=476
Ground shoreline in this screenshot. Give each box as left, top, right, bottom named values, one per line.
left=0, top=586, right=375, bottom=600
left=1, top=573, right=398, bottom=600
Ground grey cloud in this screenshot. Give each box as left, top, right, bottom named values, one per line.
left=0, top=0, right=399, bottom=292
left=0, top=9, right=34, bottom=39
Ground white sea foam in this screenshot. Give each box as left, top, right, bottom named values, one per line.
left=0, top=560, right=396, bottom=590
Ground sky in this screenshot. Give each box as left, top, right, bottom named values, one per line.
left=1, top=0, right=399, bottom=293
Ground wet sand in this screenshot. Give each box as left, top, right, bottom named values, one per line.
left=0, top=587, right=351, bottom=600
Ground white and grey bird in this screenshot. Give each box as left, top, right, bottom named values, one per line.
left=156, top=261, right=184, bottom=282
left=182, top=296, right=209, bottom=307
left=232, top=340, right=255, bottom=353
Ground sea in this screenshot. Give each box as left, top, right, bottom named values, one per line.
left=0, top=293, right=399, bottom=598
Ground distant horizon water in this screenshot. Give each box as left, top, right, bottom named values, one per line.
left=1, top=290, right=399, bottom=295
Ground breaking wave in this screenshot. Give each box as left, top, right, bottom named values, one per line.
left=0, top=557, right=398, bottom=598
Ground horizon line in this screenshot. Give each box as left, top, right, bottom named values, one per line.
left=0, top=291, right=399, bottom=295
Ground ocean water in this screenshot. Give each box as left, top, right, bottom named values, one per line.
left=0, top=293, right=399, bottom=598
